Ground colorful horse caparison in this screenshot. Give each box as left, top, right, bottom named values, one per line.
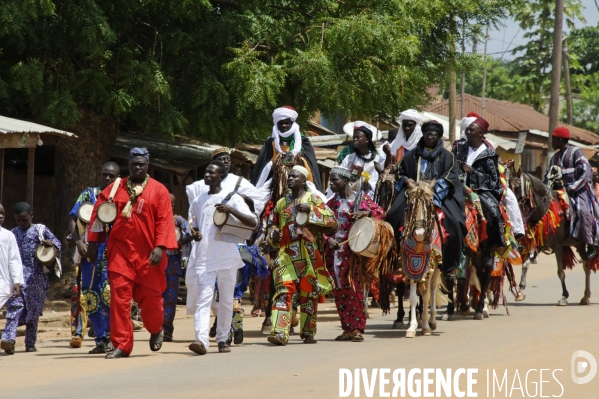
left=506, top=169, right=595, bottom=306
left=401, top=179, right=442, bottom=338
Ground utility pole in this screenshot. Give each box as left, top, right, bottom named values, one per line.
left=448, top=14, right=457, bottom=143
left=547, top=0, right=564, bottom=167
left=481, top=26, right=489, bottom=118
left=460, top=35, right=466, bottom=119
left=562, top=36, right=573, bottom=125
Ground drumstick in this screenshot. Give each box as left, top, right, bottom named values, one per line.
left=338, top=230, right=362, bottom=245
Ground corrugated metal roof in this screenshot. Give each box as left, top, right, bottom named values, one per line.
left=425, top=94, right=599, bottom=145
left=0, top=115, right=77, bottom=137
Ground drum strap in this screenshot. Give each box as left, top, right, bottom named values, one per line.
left=221, top=176, right=243, bottom=204
left=108, top=177, right=121, bottom=200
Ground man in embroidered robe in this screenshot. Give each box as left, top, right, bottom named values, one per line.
left=1, top=202, right=61, bottom=354
left=87, top=148, right=178, bottom=358
left=68, top=162, right=120, bottom=353
left=325, top=166, right=385, bottom=341
left=267, top=166, right=337, bottom=346
left=544, top=127, right=599, bottom=258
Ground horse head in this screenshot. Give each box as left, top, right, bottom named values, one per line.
left=405, top=178, right=436, bottom=243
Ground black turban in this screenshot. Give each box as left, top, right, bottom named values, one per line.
left=421, top=120, right=444, bottom=135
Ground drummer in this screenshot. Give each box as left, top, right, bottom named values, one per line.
left=1, top=202, right=61, bottom=355
left=68, top=162, right=120, bottom=353
left=325, top=166, right=386, bottom=342
left=163, top=193, right=193, bottom=342
left=267, top=165, right=337, bottom=346
left=186, top=160, right=258, bottom=355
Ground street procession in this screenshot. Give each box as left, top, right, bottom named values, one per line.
left=1, top=0, right=599, bottom=398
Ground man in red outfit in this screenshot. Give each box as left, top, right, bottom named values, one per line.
left=88, top=148, right=178, bottom=359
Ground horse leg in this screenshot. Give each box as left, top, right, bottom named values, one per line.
left=555, top=246, right=569, bottom=306
left=393, top=282, right=406, bottom=329
left=519, top=258, right=530, bottom=290
left=444, top=270, right=455, bottom=320
left=421, top=280, right=432, bottom=336
left=580, top=260, right=592, bottom=305
left=405, top=281, right=418, bottom=338
left=417, top=295, right=424, bottom=329
left=429, top=269, right=441, bottom=331
left=474, top=251, right=492, bottom=320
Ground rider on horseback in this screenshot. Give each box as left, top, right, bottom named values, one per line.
left=544, top=127, right=599, bottom=259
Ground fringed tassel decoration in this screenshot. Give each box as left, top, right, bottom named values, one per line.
left=562, top=246, right=578, bottom=270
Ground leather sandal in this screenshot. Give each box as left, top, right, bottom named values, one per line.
left=352, top=330, right=364, bottom=342
left=105, top=348, right=129, bottom=359
left=149, top=330, right=163, bottom=352
left=335, top=332, right=353, bottom=341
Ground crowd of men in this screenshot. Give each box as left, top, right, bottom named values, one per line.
left=0, top=105, right=597, bottom=357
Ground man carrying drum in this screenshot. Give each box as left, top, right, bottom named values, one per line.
left=267, top=165, right=337, bottom=346
left=87, top=148, right=178, bottom=359
left=186, top=160, right=258, bottom=355
left=325, top=166, right=386, bottom=342
left=67, top=162, right=120, bottom=353
left=1, top=202, right=61, bottom=354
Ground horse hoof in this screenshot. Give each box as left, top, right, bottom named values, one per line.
left=445, top=314, right=453, bottom=321
left=405, top=330, right=416, bottom=338
left=474, top=313, right=483, bottom=320
left=515, top=292, right=526, bottom=302
left=392, top=322, right=403, bottom=329
left=430, top=322, right=437, bottom=331
left=422, top=329, right=432, bottom=336
left=483, top=310, right=489, bottom=318
left=556, top=298, right=568, bottom=306
left=579, top=298, right=590, bottom=306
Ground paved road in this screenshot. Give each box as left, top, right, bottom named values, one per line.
left=1, top=254, right=598, bottom=398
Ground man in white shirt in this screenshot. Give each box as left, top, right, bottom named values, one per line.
left=186, top=160, right=258, bottom=355
left=186, top=148, right=264, bottom=216
left=0, top=203, right=24, bottom=309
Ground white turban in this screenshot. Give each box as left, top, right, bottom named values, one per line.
left=272, top=106, right=302, bottom=155
left=459, top=116, right=478, bottom=140
left=390, top=109, right=423, bottom=156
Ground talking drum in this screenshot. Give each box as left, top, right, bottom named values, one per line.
left=295, top=211, right=309, bottom=227
left=295, top=210, right=338, bottom=235
left=35, top=244, right=57, bottom=266
left=77, top=202, right=94, bottom=223
left=175, top=227, right=182, bottom=241
left=97, top=201, right=118, bottom=224
left=213, top=210, right=254, bottom=241
left=348, top=217, right=393, bottom=258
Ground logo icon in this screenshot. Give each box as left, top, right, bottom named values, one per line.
left=571, top=350, right=597, bottom=384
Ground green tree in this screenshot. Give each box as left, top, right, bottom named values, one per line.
left=0, top=0, right=519, bottom=247
left=509, top=0, right=585, bottom=111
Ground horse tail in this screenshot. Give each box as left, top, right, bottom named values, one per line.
left=562, top=246, right=578, bottom=270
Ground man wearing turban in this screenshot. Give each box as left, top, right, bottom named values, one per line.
left=544, top=127, right=599, bottom=258
left=386, top=120, right=466, bottom=283
left=385, top=109, right=424, bottom=166
left=87, top=147, right=179, bottom=358
left=453, top=118, right=506, bottom=250
left=250, top=106, right=322, bottom=192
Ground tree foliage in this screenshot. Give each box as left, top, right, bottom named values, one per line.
left=0, top=0, right=520, bottom=145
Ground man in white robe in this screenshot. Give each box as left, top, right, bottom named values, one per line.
left=186, top=160, right=258, bottom=355
left=0, top=203, right=24, bottom=309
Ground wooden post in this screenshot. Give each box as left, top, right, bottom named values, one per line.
left=481, top=26, right=489, bottom=118
left=562, top=37, right=573, bottom=125
left=0, top=149, right=4, bottom=204
left=27, top=147, right=35, bottom=206
left=547, top=0, right=564, bottom=167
